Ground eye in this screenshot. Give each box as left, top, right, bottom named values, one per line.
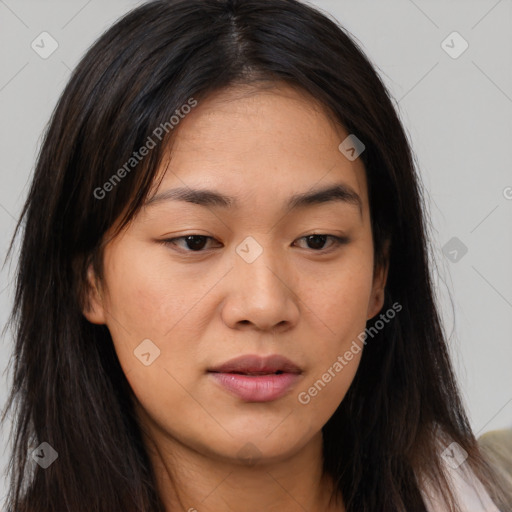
left=293, top=234, right=349, bottom=252
left=160, top=233, right=349, bottom=254
left=161, top=235, right=220, bottom=252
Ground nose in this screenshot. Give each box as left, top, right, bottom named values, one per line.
left=221, top=242, right=300, bottom=333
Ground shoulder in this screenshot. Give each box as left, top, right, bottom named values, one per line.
left=420, top=454, right=501, bottom=512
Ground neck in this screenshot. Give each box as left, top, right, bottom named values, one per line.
left=138, top=415, right=344, bottom=512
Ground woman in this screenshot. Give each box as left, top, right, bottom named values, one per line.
left=2, top=0, right=511, bottom=510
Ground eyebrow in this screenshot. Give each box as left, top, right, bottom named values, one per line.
left=144, top=183, right=363, bottom=216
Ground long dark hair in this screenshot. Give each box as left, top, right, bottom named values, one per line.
left=2, top=0, right=511, bottom=510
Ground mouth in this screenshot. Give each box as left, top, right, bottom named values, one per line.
left=213, top=370, right=287, bottom=375
left=208, top=354, right=302, bottom=375
left=207, top=354, right=303, bottom=402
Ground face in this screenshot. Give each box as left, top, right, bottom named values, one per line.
left=84, top=83, right=388, bottom=465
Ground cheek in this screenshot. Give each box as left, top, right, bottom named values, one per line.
left=300, top=248, right=375, bottom=336
left=100, top=248, right=211, bottom=433
left=296, top=350, right=362, bottom=418
left=102, top=241, right=209, bottom=336
left=295, top=248, right=373, bottom=408
left=99, top=243, right=207, bottom=383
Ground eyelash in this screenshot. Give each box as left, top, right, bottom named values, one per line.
left=160, top=234, right=349, bottom=255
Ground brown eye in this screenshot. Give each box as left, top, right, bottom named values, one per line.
left=161, top=234, right=349, bottom=255
left=162, top=235, right=218, bottom=252
left=304, top=234, right=330, bottom=250
left=294, top=234, right=349, bottom=252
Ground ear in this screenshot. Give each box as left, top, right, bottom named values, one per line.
left=82, top=263, right=107, bottom=325
left=367, top=239, right=391, bottom=320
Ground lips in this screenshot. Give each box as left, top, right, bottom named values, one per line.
left=208, top=354, right=302, bottom=375
left=208, top=354, right=303, bottom=402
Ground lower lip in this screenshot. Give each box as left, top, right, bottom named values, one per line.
left=209, top=372, right=301, bottom=402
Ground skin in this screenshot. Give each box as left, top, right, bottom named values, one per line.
left=83, top=82, right=389, bottom=512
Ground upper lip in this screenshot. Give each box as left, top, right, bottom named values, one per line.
left=208, top=354, right=302, bottom=374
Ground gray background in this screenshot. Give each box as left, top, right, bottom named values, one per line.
left=1, top=0, right=511, bottom=502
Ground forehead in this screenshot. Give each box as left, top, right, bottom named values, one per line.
left=147, top=83, right=369, bottom=219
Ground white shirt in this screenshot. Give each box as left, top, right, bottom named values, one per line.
left=421, top=459, right=501, bottom=512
